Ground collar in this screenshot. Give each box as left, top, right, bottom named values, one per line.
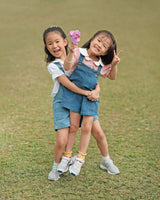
left=79, top=48, right=104, bottom=66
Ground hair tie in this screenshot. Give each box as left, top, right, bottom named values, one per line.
left=50, top=25, right=58, bottom=28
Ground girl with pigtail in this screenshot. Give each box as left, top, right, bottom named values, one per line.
left=58, top=29, right=122, bottom=176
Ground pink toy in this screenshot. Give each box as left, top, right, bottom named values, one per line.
left=68, top=30, right=81, bottom=43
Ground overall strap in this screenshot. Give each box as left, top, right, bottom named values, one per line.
left=77, top=53, right=102, bottom=77
left=77, top=54, right=84, bottom=66
left=94, top=64, right=102, bottom=77
left=97, top=64, right=102, bottom=73
left=54, top=62, right=64, bottom=73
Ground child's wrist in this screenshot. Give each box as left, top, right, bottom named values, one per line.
left=111, top=63, right=116, bottom=68
left=69, top=48, right=75, bottom=53
left=65, top=58, right=72, bottom=64
left=85, top=90, right=90, bottom=96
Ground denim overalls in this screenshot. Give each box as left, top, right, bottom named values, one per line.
left=62, top=54, right=102, bottom=116
left=52, top=62, right=70, bottom=130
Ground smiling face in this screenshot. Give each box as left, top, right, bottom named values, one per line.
left=45, top=31, right=67, bottom=61
left=88, top=33, right=112, bottom=59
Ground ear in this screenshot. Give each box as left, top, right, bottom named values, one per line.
left=64, top=38, right=68, bottom=46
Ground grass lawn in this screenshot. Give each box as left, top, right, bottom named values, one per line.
left=0, top=0, right=160, bottom=199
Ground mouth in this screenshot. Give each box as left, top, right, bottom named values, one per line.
left=53, top=48, right=61, bottom=54
left=94, top=46, right=100, bottom=52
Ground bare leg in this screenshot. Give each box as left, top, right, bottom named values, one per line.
left=80, top=115, right=94, bottom=154
left=65, top=111, right=81, bottom=153
left=57, top=112, right=81, bottom=174
left=91, top=120, right=120, bottom=175
left=91, top=119, right=109, bottom=157
left=48, top=127, right=69, bottom=180
left=68, top=115, right=94, bottom=176
left=54, top=127, right=69, bottom=163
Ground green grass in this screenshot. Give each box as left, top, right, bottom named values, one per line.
left=0, top=0, right=160, bottom=199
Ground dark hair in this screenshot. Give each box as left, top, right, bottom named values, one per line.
left=82, top=30, right=117, bottom=65
left=43, top=26, right=68, bottom=63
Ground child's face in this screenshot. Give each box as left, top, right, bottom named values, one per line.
left=45, top=31, right=67, bottom=61
left=89, top=33, right=112, bottom=56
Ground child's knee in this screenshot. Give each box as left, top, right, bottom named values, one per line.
left=56, top=138, right=67, bottom=149
left=81, top=123, right=92, bottom=134
left=93, top=129, right=106, bottom=141
left=70, top=123, right=79, bottom=133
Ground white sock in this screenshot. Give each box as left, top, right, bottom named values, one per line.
left=102, top=155, right=110, bottom=161
left=53, top=161, right=59, bottom=168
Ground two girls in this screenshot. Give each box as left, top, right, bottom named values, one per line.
left=43, top=26, right=120, bottom=181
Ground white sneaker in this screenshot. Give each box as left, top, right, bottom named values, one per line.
left=100, top=158, right=120, bottom=175
left=70, top=155, right=77, bottom=164
left=69, top=157, right=85, bottom=176
left=57, top=156, right=72, bottom=174
left=48, top=166, right=60, bottom=181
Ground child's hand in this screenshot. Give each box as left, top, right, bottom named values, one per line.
left=68, top=42, right=78, bottom=53
left=87, top=90, right=99, bottom=101
left=111, top=50, right=122, bottom=66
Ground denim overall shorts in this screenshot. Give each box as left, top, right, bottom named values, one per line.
left=62, top=54, right=102, bottom=116
left=52, top=62, right=70, bottom=130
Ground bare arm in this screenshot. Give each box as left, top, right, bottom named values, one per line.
left=107, top=64, right=117, bottom=80
left=57, top=74, right=90, bottom=96
left=63, top=42, right=78, bottom=70
left=87, top=82, right=100, bottom=101
left=107, top=50, right=122, bottom=80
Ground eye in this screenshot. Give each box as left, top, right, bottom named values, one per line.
left=47, top=42, right=52, bottom=46
left=103, top=45, right=107, bottom=48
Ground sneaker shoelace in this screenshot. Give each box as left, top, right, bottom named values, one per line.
left=52, top=165, right=58, bottom=173
left=105, top=159, right=113, bottom=165
left=73, top=159, right=83, bottom=169
left=61, top=157, right=70, bottom=165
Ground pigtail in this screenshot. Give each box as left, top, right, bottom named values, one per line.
left=101, top=42, right=117, bottom=65
left=82, top=39, right=91, bottom=49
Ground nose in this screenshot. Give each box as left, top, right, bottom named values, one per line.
left=52, top=42, right=57, bottom=49
left=99, top=42, right=104, bottom=49
left=97, top=42, right=102, bottom=49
